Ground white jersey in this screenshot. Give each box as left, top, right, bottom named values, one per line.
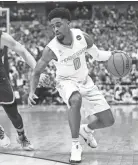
left=47, top=28, right=91, bottom=83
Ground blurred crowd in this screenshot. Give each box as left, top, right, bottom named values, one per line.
left=4, top=3, right=138, bottom=105
left=11, top=7, right=36, bottom=21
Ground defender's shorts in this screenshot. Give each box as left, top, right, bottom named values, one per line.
left=56, top=76, right=110, bottom=118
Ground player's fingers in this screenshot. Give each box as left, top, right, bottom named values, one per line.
left=28, top=97, right=36, bottom=105
left=28, top=103, right=33, bottom=108
left=28, top=99, right=33, bottom=106
left=33, top=94, right=38, bottom=99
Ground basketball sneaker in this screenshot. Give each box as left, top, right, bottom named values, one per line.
left=0, top=125, right=10, bottom=147
left=70, top=142, right=82, bottom=163
left=17, top=135, right=34, bottom=151
left=79, top=124, right=97, bottom=148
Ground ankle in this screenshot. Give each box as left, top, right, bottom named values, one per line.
left=85, top=124, right=93, bottom=132
left=72, top=138, right=79, bottom=145
left=17, top=129, right=25, bottom=137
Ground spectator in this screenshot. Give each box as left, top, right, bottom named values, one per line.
left=127, top=5, right=136, bottom=19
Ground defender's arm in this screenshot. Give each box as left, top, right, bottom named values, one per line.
left=1, top=32, right=36, bottom=69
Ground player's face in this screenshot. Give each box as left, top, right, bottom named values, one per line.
left=50, top=18, right=69, bottom=41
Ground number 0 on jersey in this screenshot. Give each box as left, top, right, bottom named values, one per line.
left=73, top=57, right=81, bottom=70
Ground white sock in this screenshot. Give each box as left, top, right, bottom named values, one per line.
left=72, top=138, right=79, bottom=146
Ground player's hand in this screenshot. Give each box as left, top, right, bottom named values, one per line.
left=28, top=92, right=38, bottom=106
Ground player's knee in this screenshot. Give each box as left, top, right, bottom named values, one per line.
left=106, top=116, right=115, bottom=127
left=69, top=91, right=82, bottom=107
left=4, top=100, right=19, bottom=118
left=101, top=109, right=115, bottom=127
left=104, top=116, right=115, bottom=127
left=102, top=118, right=114, bottom=127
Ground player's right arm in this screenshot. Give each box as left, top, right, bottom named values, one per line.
left=83, top=32, right=112, bottom=61
left=28, top=46, right=57, bottom=105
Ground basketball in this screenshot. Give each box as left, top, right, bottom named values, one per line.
left=106, top=51, right=132, bottom=77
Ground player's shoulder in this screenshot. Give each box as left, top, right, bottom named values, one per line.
left=44, top=45, right=54, bottom=54
left=1, top=32, right=13, bottom=42
left=1, top=32, right=9, bottom=38
left=1, top=32, right=17, bottom=48
left=70, top=28, right=83, bottom=37
left=70, top=28, right=82, bottom=32
left=43, top=45, right=57, bottom=61
left=48, top=36, right=57, bottom=43
left=47, top=36, right=57, bottom=48
left=82, top=32, right=93, bottom=48
left=71, top=28, right=87, bottom=42
left=71, top=28, right=93, bottom=48
left=0, top=32, right=10, bottom=48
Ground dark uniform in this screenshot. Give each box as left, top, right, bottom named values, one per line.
left=0, top=31, right=23, bottom=130
left=0, top=50, right=14, bottom=103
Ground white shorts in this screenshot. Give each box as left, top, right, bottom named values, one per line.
left=56, top=76, right=110, bottom=119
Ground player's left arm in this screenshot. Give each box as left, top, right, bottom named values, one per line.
left=1, top=32, right=36, bottom=69
left=83, top=32, right=112, bottom=61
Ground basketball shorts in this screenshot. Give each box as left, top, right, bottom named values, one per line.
left=56, top=76, right=110, bottom=119
left=0, top=65, right=15, bottom=104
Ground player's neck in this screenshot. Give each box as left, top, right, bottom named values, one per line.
left=58, top=30, right=73, bottom=46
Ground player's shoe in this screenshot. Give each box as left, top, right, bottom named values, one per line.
left=69, top=142, right=82, bottom=163
left=79, top=124, right=97, bottom=148
left=0, top=125, right=10, bottom=148
left=17, top=135, right=34, bottom=151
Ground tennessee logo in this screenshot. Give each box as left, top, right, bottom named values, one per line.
left=76, top=35, right=81, bottom=40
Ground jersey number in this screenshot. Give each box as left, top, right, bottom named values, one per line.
left=73, top=57, right=81, bottom=70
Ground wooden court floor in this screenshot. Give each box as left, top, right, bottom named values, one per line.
left=0, top=104, right=138, bottom=165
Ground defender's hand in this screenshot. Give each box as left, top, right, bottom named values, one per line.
left=28, top=93, right=38, bottom=106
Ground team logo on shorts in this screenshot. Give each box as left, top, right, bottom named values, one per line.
left=76, top=35, right=82, bottom=40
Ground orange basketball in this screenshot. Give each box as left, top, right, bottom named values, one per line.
left=106, top=51, right=132, bottom=77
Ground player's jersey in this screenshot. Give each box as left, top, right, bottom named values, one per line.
left=47, top=28, right=90, bottom=83
left=0, top=31, right=14, bottom=104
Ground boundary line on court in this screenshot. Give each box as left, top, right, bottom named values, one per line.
left=0, top=151, right=70, bottom=164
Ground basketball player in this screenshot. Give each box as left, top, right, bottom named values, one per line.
left=0, top=30, right=35, bottom=150
left=28, top=8, right=115, bottom=162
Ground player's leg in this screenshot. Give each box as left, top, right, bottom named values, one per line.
left=88, top=108, right=114, bottom=130
left=57, top=80, right=82, bottom=163
left=79, top=77, right=114, bottom=148
left=69, top=92, right=82, bottom=163
left=80, top=108, right=114, bottom=148
left=0, top=65, right=33, bottom=151
left=68, top=91, right=82, bottom=140
left=0, top=124, right=10, bottom=147
left=2, top=100, right=34, bottom=151
left=0, top=65, right=13, bottom=147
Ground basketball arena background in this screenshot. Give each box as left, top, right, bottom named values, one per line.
left=0, top=1, right=138, bottom=106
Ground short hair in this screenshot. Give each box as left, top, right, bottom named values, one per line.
left=48, top=7, right=71, bottom=21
